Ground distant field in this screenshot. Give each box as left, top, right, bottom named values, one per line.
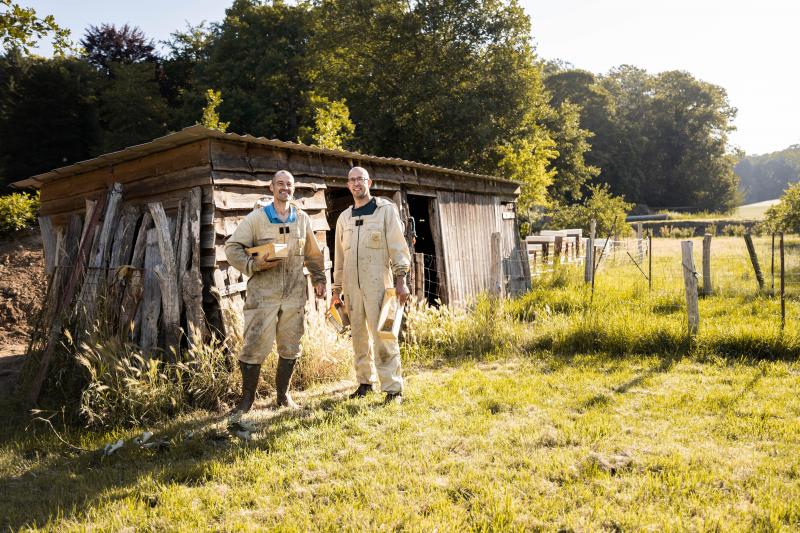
left=734, top=199, right=780, bottom=220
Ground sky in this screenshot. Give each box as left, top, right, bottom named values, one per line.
left=25, top=0, right=800, bottom=156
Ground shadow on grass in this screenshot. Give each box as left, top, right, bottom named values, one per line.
left=0, top=385, right=379, bottom=530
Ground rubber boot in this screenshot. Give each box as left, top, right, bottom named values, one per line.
left=349, top=383, right=373, bottom=399
left=231, top=361, right=261, bottom=417
left=276, top=357, right=300, bottom=409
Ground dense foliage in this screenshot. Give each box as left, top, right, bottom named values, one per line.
left=735, top=145, right=800, bottom=203
left=0, top=190, right=38, bottom=232
left=764, top=182, right=800, bottom=233
left=545, top=66, right=741, bottom=212
left=0, top=0, right=741, bottom=215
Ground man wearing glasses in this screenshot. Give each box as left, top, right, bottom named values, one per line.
left=332, top=166, right=411, bottom=404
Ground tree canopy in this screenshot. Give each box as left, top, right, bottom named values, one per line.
left=0, top=0, right=743, bottom=215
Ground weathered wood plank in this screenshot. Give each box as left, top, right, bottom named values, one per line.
left=118, top=212, right=151, bottom=335
left=112, top=140, right=211, bottom=183
left=212, top=170, right=326, bottom=190
left=182, top=187, right=206, bottom=340
left=109, top=205, right=140, bottom=268
left=38, top=216, right=57, bottom=275
left=78, top=183, right=124, bottom=323
left=148, top=202, right=180, bottom=360
left=139, top=228, right=162, bottom=352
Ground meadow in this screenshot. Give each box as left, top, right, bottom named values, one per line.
left=1, top=236, right=798, bottom=531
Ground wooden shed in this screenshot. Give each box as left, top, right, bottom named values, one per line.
left=14, top=125, right=529, bottom=357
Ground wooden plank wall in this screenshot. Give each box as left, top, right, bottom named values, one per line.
left=39, top=140, right=213, bottom=222
left=208, top=141, right=335, bottom=339
left=436, top=191, right=526, bottom=305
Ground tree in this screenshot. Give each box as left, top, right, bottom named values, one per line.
left=97, top=62, right=168, bottom=152
left=193, top=0, right=314, bottom=140
left=0, top=57, right=101, bottom=183
left=764, top=182, right=800, bottom=233
left=548, top=183, right=633, bottom=236
left=0, top=0, right=72, bottom=55
left=309, top=0, right=553, bottom=174
left=200, top=89, right=229, bottom=133
left=81, top=23, right=157, bottom=76
left=297, top=92, right=354, bottom=149
left=735, top=145, right=800, bottom=202
left=541, top=101, right=599, bottom=204
left=547, top=65, right=740, bottom=211
left=161, top=22, right=214, bottom=129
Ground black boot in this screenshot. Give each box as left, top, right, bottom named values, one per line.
left=349, top=383, right=373, bottom=399
left=231, top=361, right=261, bottom=416
left=276, top=357, right=300, bottom=409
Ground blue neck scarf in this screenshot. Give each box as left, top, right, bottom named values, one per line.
left=264, top=202, right=297, bottom=224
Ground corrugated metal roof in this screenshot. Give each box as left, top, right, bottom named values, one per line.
left=12, top=125, right=515, bottom=189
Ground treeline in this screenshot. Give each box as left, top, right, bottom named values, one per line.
left=0, top=0, right=740, bottom=213
left=735, top=146, right=800, bottom=203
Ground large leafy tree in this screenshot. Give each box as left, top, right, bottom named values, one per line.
left=98, top=62, right=168, bottom=152
left=191, top=0, right=314, bottom=140
left=79, top=24, right=169, bottom=152
left=546, top=64, right=740, bottom=211
left=735, top=146, right=800, bottom=203
left=0, top=0, right=71, bottom=55
left=309, top=0, right=549, bottom=171
left=0, top=57, right=101, bottom=184
left=80, top=23, right=157, bottom=76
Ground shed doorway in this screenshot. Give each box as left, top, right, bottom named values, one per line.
left=407, top=194, right=440, bottom=305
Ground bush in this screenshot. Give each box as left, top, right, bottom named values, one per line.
left=720, top=223, right=747, bottom=237
left=0, top=192, right=39, bottom=233
left=547, top=184, right=633, bottom=237
left=657, top=225, right=696, bottom=238
left=764, top=183, right=800, bottom=233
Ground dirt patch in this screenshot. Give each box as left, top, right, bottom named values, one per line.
left=0, top=229, right=45, bottom=352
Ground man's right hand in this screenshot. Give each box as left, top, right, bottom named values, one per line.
left=331, top=290, right=342, bottom=306
left=253, top=255, right=281, bottom=271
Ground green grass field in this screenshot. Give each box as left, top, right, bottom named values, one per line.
left=1, top=236, right=799, bottom=531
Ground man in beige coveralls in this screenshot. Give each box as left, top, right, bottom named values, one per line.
left=332, top=166, right=411, bottom=404
left=225, top=170, right=326, bottom=416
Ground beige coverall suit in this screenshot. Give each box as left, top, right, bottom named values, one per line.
left=225, top=206, right=325, bottom=364
left=334, top=197, right=411, bottom=393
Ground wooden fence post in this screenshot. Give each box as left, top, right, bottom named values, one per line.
left=771, top=233, right=776, bottom=295
left=585, top=220, right=596, bottom=284
left=681, top=240, right=700, bottom=337
left=702, top=233, right=712, bottom=295
left=780, top=232, right=785, bottom=331
left=744, top=233, right=765, bottom=290
left=636, top=222, right=644, bottom=263
left=414, top=252, right=425, bottom=300
left=648, top=234, right=653, bottom=292
left=490, top=232, right=503, bottom=298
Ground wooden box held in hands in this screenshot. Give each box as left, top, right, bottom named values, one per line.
left=377, top=288, right=404, bottom=340
left=245, top=242, right=289, bottom=263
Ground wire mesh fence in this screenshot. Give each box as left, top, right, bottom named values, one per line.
left=406, top=233, right=799, bottom=335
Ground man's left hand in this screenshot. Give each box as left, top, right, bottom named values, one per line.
left=314, top=281, right=326, bottom=299
left=395, top=277, right=410, bottom=305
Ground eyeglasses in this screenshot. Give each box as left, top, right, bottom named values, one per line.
left=347, top=177, right=369, bottom=184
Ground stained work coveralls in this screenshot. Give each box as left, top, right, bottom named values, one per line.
left=334, top=197, right=411, bottom=393
left=225, top=205, right=325, bottom=364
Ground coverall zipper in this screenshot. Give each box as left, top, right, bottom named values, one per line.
left=355, top=216, right=361, bottom=289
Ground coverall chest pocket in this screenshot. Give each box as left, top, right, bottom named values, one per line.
left=365, top=223, right=384, bottom=249
left=342, top=227, right=354, bottom=250
left=257, top=224, right=280, bottom=244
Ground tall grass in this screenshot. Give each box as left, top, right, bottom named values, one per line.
left=508, top=236, right=800, bottom=360
left=403, top=294, right=519, bottom=365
